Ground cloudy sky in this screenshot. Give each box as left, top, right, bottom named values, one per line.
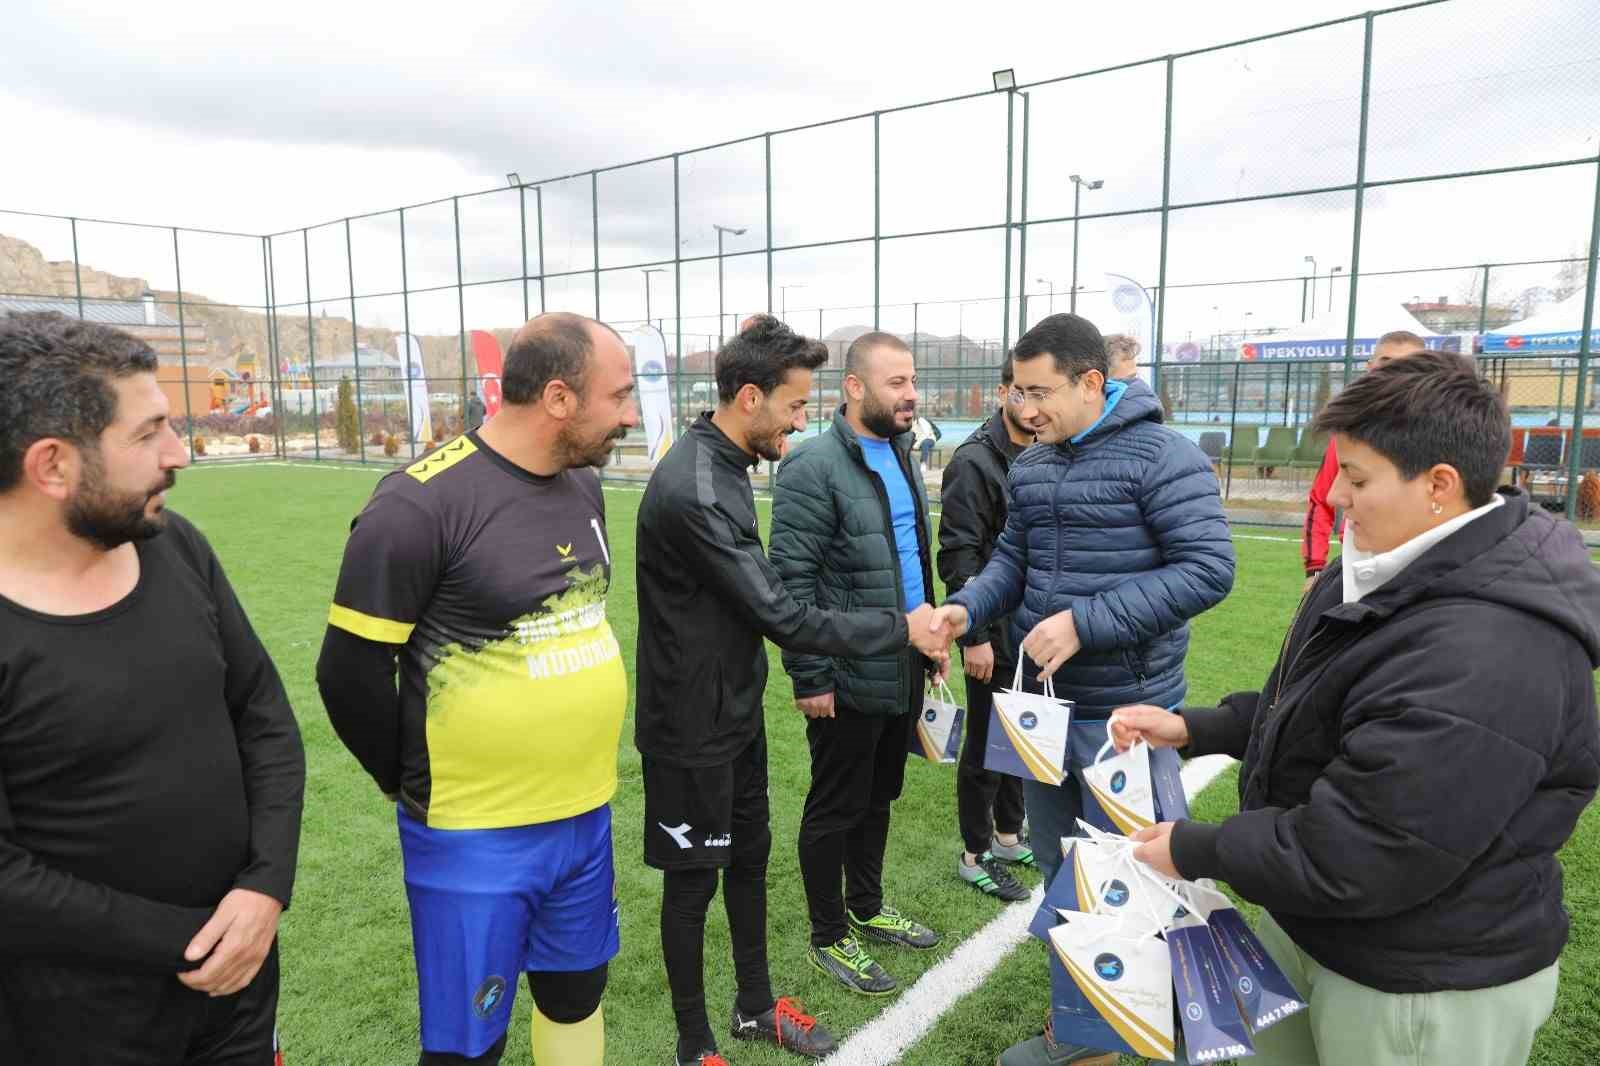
left=3, top=0, right=1597, bottom=348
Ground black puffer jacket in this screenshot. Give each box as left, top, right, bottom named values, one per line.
left=1172, top=489, right=1600, bottom=993
left=771, top=406, right=935, bottom=716
left=937, top=408, right=1027, bottom=676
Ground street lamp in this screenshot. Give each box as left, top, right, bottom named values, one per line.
left=991, top=69, right=1016, bottom=92
left=505, top=172, right=521, bottom=187
left=1069, top=174, right=1104, bottom=313
left=641, top=268, right=666, bottom=328
left=1304, top=255, right=1318, bottom=319
left=780, top=284, right=806, bottom=321
left=713, top=223, right=747, bottom=346
left=1329, top=266, right=1344, bottom=314
left=1036, top=277, right=1058, bottom=316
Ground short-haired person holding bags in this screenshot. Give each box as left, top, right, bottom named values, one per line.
left=1112, top=349, right=1600, bottom=1066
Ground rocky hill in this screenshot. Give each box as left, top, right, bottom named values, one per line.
left=0, top=232, right=485, bottom=382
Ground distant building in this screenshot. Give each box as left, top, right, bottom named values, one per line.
left=1403, top=295, right=1517, bottom=333
left=0, top=293, right=213, bottom=417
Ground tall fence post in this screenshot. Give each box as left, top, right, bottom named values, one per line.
left=260, top=237, right=285, bottom=459
left=1153, top=56, right=1175, bottom=395
left=346, top=218, right=367, bottom=463
left=400, top=207, right=418, bottom=461
left=519, top=185, right=530, bottom=323
left=1343, top=14, right=1376, bottom=383
left=1002, top=90, right=1015, bottom=358
left=454, top=197, right=468, bottom=432
left=303, top=230, right=321, bottom=461
left=170, top=228, right=197, bottom=461
left=69, top=218, right=84, bottom=320
left=766, top=132, right=775, bottom=315
left=535, top=186, right=547, bottom=314
left=872, top=115, right=881, bottom=330
left=1017, top=91, right=1031, bottom=339
left=673, top=154, right=684, bottom=433
left=591, top=171, right=601, bottom=319
left=1562, top=157, right=1600, bottom=520
left=1225, top=361, right=1242, bottom=501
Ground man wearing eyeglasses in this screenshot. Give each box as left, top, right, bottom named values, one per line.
left=929, top=313, right=1234, bottom=1066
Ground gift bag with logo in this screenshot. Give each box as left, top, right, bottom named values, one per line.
left=1166, top=893, right=1256, bottom=1062
left=1082, top=729, right=1158, bottom=835
left=908, top=677, right=965, bottom=764
left=1031, top=825, right=1177, bottom=943
left=1047, top=910, right=1176, bottom=1062
left=984, top=661, right=1072, bottom=785
left=1075, top=713, right=1190, bottom=834
left=1183, top=882, right=1307, bottom=1035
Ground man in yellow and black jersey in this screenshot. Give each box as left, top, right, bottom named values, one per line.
left=316, top=312, right=638, bottom=1066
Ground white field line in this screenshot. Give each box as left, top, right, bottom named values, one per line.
left=822, top=754, right=1235, bottom=1066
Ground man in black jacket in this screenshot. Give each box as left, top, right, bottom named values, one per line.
left=0, top=313, right=304, bottom=1066
left=635, top=316, right=947, bottom=1065
left=937, top=356, right=1035, bottom=902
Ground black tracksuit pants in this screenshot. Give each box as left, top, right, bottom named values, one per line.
left=797, top=679, right=918, bottom=947
left=956, top=674, right=1027, bottom=856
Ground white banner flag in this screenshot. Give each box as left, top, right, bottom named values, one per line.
left=399, top=333, right=433, bottom=446
left=1105, top=273, right=1155, bottom=387
left=625, top=324, right=675, bottom=462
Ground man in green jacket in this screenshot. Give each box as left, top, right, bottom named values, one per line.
left=771, top=331, right=946, bottom=996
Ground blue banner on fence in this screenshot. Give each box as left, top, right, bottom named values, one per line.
left=1241, top=335, right=1461, bottom=361
left=1481, top=328, right=1600, bottom=355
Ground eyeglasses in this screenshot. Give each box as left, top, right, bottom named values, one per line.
left=1006, top=382, right=1071, bottom=407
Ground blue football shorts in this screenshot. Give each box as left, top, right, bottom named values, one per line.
left=397, top=803, right=621, bottom=1057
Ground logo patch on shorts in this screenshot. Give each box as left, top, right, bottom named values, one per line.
left=473, top=976, right=507, bottom=1018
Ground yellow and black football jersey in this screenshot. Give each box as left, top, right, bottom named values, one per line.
left=328, top=433, right=626, bottom=829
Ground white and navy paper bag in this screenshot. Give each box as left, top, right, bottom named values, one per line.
left=1184, top=881, right=1308, bottom=1036
left=909, top=678, right=965, bottom=764
left=984, top=661, right=1072, bottom=785
left=1166, top=903, right=1257, bottom=1062
left=1047, top=912, right=1176, bottom=1062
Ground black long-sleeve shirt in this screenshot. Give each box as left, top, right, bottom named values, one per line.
left=0, top=512, right=304, bottom=974
left=633, top=414, right=910, bottom=767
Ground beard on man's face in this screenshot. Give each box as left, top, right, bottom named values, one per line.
left=858, top=388, right=914, bottom=439
left=65, top=459, right=176, bottom=551
left=557, top=419, right=629, bottom=470
left=748, top=405, right=791, bottom=463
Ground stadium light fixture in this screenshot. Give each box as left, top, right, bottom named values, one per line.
left=992, top=69, right=1016, bottom=92
left=506, top=172, right=521, bottom=187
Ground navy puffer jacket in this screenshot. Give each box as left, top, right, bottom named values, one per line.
left=947, top=379, right=1235, bottom=718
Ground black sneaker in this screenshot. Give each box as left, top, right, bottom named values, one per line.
left=731, top=996, right=837, bottom=1058
left=848, top=905, right=941, bottom=950
left=959, top=852, right=1031, bottom=902
left=808, top=936, right=898, bottom=996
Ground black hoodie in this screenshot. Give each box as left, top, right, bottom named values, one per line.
left=1172, top=489, right=1600, bottom=993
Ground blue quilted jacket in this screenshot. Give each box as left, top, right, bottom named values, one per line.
left=947, top=379, right=1235, bottom=718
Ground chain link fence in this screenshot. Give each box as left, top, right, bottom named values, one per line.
left=2, top=0, right=1597, bottom=514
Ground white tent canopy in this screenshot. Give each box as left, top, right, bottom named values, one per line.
left=1237, top=302, right=1442, bottom=360
left=1491, top=290, right=1599, bottom=337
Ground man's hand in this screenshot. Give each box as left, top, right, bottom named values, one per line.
left=1302, top=571, right=1320, bottom=595
left=179, top=888, right=283, bottom=997
left=1021, top=610, right=1081, bottom=680
left=1131, top=822, right=1180, bottom=880
left=963, top=642, right=995, bottom=685
left=1109, top=704, right=1190, bottom=752
left=927, top=603, right=969, bottom=642
left=797, top=692, right=836, bottom=719
left=906, top=603, right=951, bottom=665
